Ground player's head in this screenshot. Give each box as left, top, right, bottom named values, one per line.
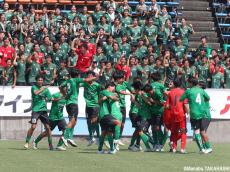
left=113, top=70, right=125, bottom=84
left=198, top=80, right=206, bottom=89
left=144, top=84, right=154, bottom=94
left=173, top=78, right=182, bottom=88
left=132, top=80, right=143, bottom=92
left=151, top=72, right=161, bottom=82
left=35, top=75, right=44, bottom=86
left=189, top=77, right=199, bottom=87
left=105, top=82, right=116, bottom=92
left=86, top=70, right=96, bottom=78
left=70, top=69, right=81, bottom=78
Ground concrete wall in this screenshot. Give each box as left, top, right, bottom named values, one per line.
left=0, top=117, right=42, bottom=140
left=0, top=117, right=230, bottom=143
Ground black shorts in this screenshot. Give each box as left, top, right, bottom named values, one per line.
left=136, top=116, right=150, bottom=132
left=66, top=104, right=78, bottom=119
left=129, top=113, right=138, bottom=128
left=49, top=119, right=67, bottom=131
left=100, top=115, right=117, bottom=132
left=31, top=111, right=49, bottom=125
left=120, top=107, right=126, bottom=123
left=150, top=115, right=162, bottom=127
left=201, top=118, right=211, bottom=131
left=190, top=119, right=202, bottom=131
left=85, top=106, right=99, bottom=119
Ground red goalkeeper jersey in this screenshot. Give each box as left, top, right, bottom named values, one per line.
left=167, top=88, right=187, bottom=122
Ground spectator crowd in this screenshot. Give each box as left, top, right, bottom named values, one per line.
left=0, top=0, right=229, bottom=89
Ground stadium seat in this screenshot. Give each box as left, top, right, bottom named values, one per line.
left=166, top=2, right=180, bottom=7
left=18, top=0, right=31, bottom=3
left=5, top=0, right=18, bottom=3
left=222, top=34, right=230, bottom=38
left=32, top=0, right=44, bottom=3
left=216, top=13, right=227, bottom=17
left=45, top=0, right=58, bottom=3
left=86, top=1, right=98, bottom=5
left=72, top=1, right=86, bottom=5
left=219, top=23, right=230, bottom=27
left=62, top=10, right=70, bottom=13
left=59, top=0, right=71, bottom=4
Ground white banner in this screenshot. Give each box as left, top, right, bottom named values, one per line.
left=0, top=86, right=230, bottom=119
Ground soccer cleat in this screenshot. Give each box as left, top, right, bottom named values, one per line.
left=200, top=149, right=208, bottom=154
left=128, top=145, right=138, bottom=152
left=56, top=146, right=66, bottom=151
left=61, top=136, right=68, bottom=147
left=155, top=145, right=161, bottom=152
left=67, top=139, right=77, bottom=147
left=159, top=145, right=164, bottom=152
left=172, top=148, right=177, bottom=153
left=24, top=143, right=29, bottom=149
left=118, top=140, right=125, bottom=146
left=104, top=141, right=110, bottom=149
left=97, top=150, right=105, bottom=154
left=87, top=139, right=95, bottom=147
left=152, top=145, right=158, bottom=152
left=134, top=144, right=143, bottom=152
left=108, top=150, right=117, bottom=154
left=32, top=141, right=38, bottom=150
left=206, top=148, right=213, bottom=154
left=180, top=149, right=187, bottom=154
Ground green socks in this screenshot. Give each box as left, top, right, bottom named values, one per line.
left=114, top=125, right=121, bottom=140
left=98, top=135, right=105, bottom=151
left=64, top=128, right=71, bottom=140
left=25, top=136, right=31, bottom=143
left=95, top=124, right=100, bottom=138
left=87, top=120, right=93, bottom=140
left=204, top=141, right=212, bottom=149
left=130, top=131, right=137, bottom=146
left=140, top=133, right=150, bottom=149
left=160, top=132, right=168, bottom=146
left=69, top=128, right=74, bottom=139
left=107, top=135, right=114, bottom=151
left=195, top=133, right=204, bottom=151
left=35, top=134, right=43, bottom=144
left=48, top=136, right=52, bottom=146
left=57, top=139, right=64, bottom=147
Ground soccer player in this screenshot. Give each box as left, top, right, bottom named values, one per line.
left=180, top=78, right=211, bottom=154
left=97, top=82, right=121, bottom=154
left=82, top=71, right=101, bottom=146
left=199, top=81, right=212, bottom=153
left=166, top=78, right=187, bottom=153
left=33, top=86, right=67, bottom=151
left=144, top=83, right=165, bottom=151
left=114, top=70, right=133, bottom=146
left=24, top=75, right=53, bottom=150
left=130, top=81, right=153, bottom=152
left=61, top=69, right=96, bottom=147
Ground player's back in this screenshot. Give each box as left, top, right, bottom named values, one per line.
left=168, top=88, right=185, bottom=122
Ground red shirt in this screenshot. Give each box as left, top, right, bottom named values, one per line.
left=115, top=64, right=131, bottom=80
left=166, top=88, right=187, bottom=122
left=32, top=52, right=44, bottom=64
left=0, top=46, right=15, bottom=67
left=75, top=49, right=94, bottom=72
left=209, top=62, right=224, bottom=75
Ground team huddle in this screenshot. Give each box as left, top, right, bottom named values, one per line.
left=23, top=69, right=212, bottom=154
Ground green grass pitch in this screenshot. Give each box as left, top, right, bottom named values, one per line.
left=0, top=140, right=230, bottom=172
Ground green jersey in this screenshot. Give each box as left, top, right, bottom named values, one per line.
left=49, top=92, right=66, bottom=121
left=204, top=100, right=211, bottom=120
left=99, top=90, right=110, bottom=120
left=41, top=63, right=56, bottom=85
left=136, top=46, right=148, bottom=59
left=31, top=85, right=52, bottom=112
left=52, top=50, right=65, bottom=71
left=142, top=25, right=158, bottom=46
left=211, top=72, right=224, bottom=88
left=65, top=78, right=84, bottom=105
left=16, top=61, right=26, bottom=83
left=82, top=82, right=101, bottom=107
left=197, top=64, right=210, bottom=83
left=4, top=66, right=15, bottom=86
left=129, top=26, right=142, bottom=42
left=149, top=90, right=164, bottom=115
left=173, top=45, right=186, bottom=60
left=108, top=92, right=122, bottom=121
left=130, top=94, right=139, bottom=114
left=137, top=94, right=151, bottom=120
left=181, top=67, right=195, bottom=88
left=121, top=16, right=132, bottom=27
left=180, top=87, right=210, bottom=119
left=57, top=68, right=69, bottom=86
left=119, top=43, right=131, bottom=58
left=116, top=81, right=132, bottom=108
left=151, top=81, right=166, bottom=95
left=178, top=25, right=193, bottom=47
left=91, top=11, right=104, bottom=23
left=224, top=67, right=230, bottom=88
left=28, top=61, right=40, bottom=83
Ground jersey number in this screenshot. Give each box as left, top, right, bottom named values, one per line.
left=196, top=93, right=201, bottom=105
